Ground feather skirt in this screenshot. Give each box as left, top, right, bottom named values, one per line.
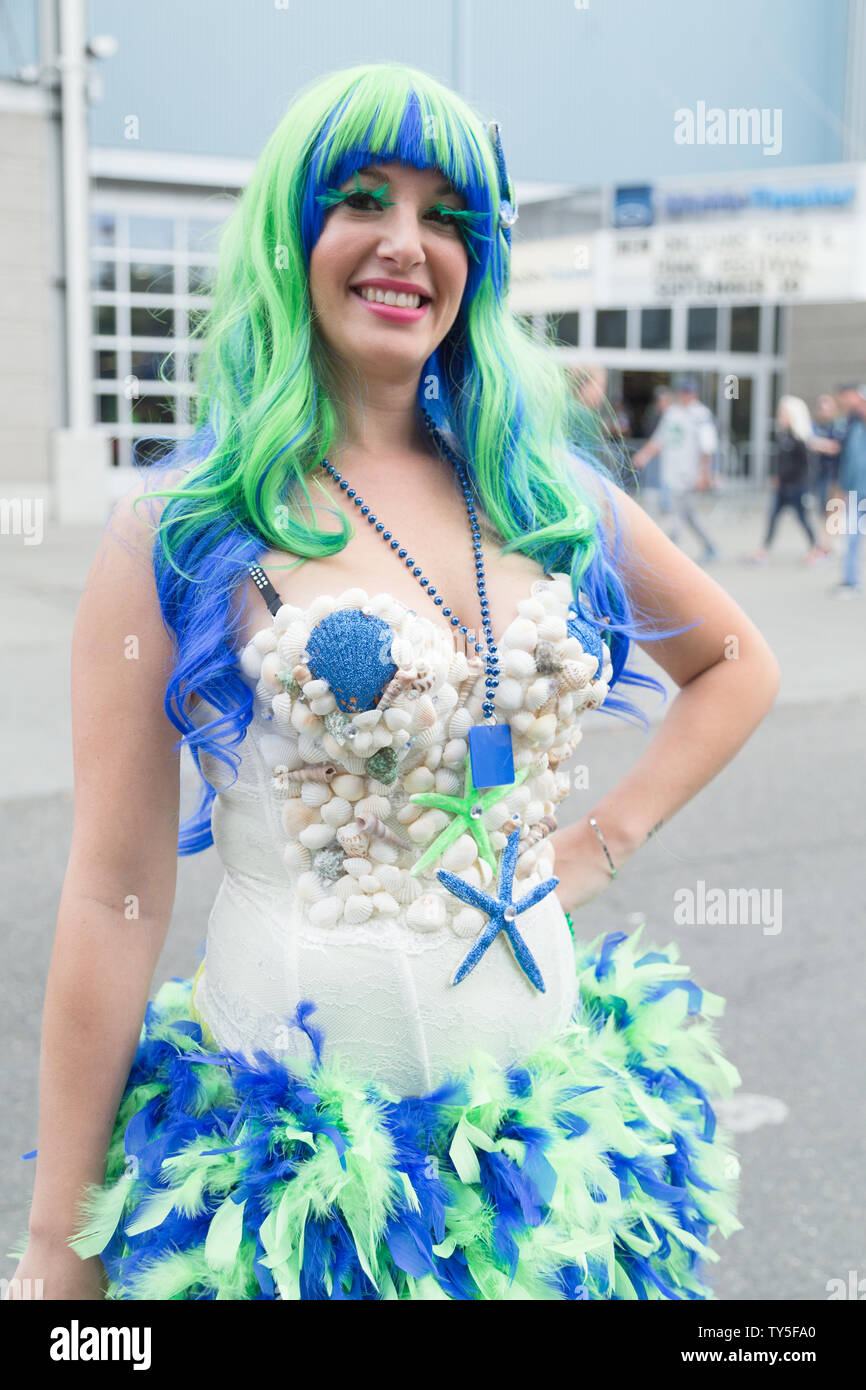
left=59, top=924, right=742, bottom=1300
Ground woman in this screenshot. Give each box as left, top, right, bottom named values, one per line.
left=8, top=64, right=779, bottom=1301
left=747, top=396, right=823, bottom=565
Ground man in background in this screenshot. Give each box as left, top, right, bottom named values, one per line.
left=632, top=375, right=719, bottom=563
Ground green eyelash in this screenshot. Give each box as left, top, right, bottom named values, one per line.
left=316, top=177, right=492, bottom=264
left=316, top=170, right=394, bottom=210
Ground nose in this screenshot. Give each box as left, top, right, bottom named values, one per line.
left=374, top=198, right=426, bottom=269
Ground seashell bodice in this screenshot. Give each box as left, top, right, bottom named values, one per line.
left=191, top=572, right=613, bottom=1095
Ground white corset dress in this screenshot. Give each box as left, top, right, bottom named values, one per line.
left=189, top=572, right=613, bottom=1097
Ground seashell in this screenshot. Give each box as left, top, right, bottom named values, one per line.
left=273, top=603, right=304, bottom=632
left=451, top=907, right=486, bottom=939
left=343, top=894, right=373, bottom=924
left=282, top=841, right=311, bottom=872
left=300, top=781, right=330, bottom=807
left=369, top=725, right=394, bottom=752
left=436, top=683, right=458, bottom=716
left=407, top=894, right=447, bottom=933
left=442, top=834, right=478, bottom=873
left=375, top=865, right=402, bottom=895
left=320, top=796, right=353, bottom=828
left=447, top=650, right=469, bottom=686
left=252, top=626, right=278, bottom=655
left=502, top=647, right=537, bottom=680
left=294, top=763, right=337, bottom=783
left=260, top=651, right=284, bottom=692
left=335, top=587, right=370, bottom=610
left=282, top=801, right=315, bottom=835
left=383, top=707, right=411, bottom=732
left=376, top=670, right=416, bottom=714
left=333, top=874, right=358, bottom=900
left=276, top=622, right=308, bottom=668
left=537, top=614, right=568, bottom=642
left=395, top=873, right=423, bottom=904
left=525, top=677, right=552, bottom=711
left=489, top=830, right=508, bottom=852
left=500, top=617, right=537, bottom=653
left=336, top=822, right=370, bottom=855
left=356, top=814, right=409, bottom=850
left=477, top=858, right=494, bottom=886
left=298, top=732, right=331, bottom=765
left=301, top=677, right=330, bottom=701
left=351, top=731, right=374, bottom=756
left=371, top=892, right=400, bottom=917
left=292, top=663, right=312, bottom=687
left=442, top=738, right=468, bottom=768
left=533, top=641, right=561, bottom=676
left=493, top=678, right=524, bottom=712
left=526, top=713, right=558, bottom=745
left=524, top=799, right=545, bottom=824
left=366, top=746, right=399, bottom=785
left=396, top=803, right=422, bottom=826
left=515, top=847, right=538, bottom=878
left=407, top=809, right=449, bottom=844
left=411, top=695, right=437, bottom=731
left=516, top=597, right=547, bottom=622
left=336, top=755, right=370, bottom=777
left=291, top=702, right=321, bottom=736
left=313, top=847, right=345, bottom=881
left=261, top=733, right=303, bottom=769
left=240, top=644, right=264, bottom=681
left=448, top=707, right=473, bottom=740
left=324, top=709, right=351, bottom=743
left=510, top=711, right=535, bottom=735
left=358, top=874, right=381, bottom=894
left=299, top=822, right=336, bottom=851
left=343, top=856, right=373, bottom=878
left=403, top=766, right=434, bottom=795
left=368, top=840, right=399, bottom=864
left=310, top=693, right=337, bottom=716
left=271, top=764, right=301, bottom=798
left=271, top=692, right=294, bottom=729
left=296, top=871, right=326, bottom=903
left=434, top=768, right=462, bottom=796
left=307, top=898, right=342, bottom=928
left=307, top=609, right=396, bottom=713
left=331, top=774, right=365, bottom=801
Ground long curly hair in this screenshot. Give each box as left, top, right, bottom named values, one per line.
left=134, top=62, right=684, bottom=855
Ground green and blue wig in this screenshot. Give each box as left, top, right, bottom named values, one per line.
left=135, top=62, right=687, bottom=855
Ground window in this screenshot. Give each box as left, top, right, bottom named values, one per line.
left=188, top=219, right=222, bottom=253
left=730, top=305, right=760, bottom=353
left=687, top=307, right=717, bottom=351
left=187, top=307, right=209, bottom=336
left=95, top=350, right=117, bottom=378
left=96, top=394, right=119, bottom=423
left=546, top=311, right=579, bottom=347
left=595, top=309, right=626, bottom=348
left=131, top=306, right=174, bottom=337
left=640, top=308, right=671, bottom=350
left=91, top=213, right=116, bottom=247
left=774, top=306, right=785, bottom=356
left=188, top=265, right=215, bottom=295
left=131, top=394, right=175, bottom=425
left=130, top=262, right=174, bottom=295
left=132, top=349, right=174, bottom=381
left=129, top=217, right=174, bottom=251
left=94, top=305, right=116, bottom=335
left=91, top=261, right=116, bottom=291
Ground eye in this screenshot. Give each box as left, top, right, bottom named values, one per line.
left=342, top=190, right=386, bottom=211
left=425, top=203, right=464, bottom=228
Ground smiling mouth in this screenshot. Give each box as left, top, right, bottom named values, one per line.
left=351, top=286, right=431, bottom=309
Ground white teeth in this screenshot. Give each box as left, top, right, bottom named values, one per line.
left=357, top=287, right=423, bottom=308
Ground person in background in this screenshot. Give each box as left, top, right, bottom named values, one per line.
left=808, top=392, right=846, bottom=560
left=829, top=384, right=866, bottom=597
left=632, top=376, right=718, bottom=563
left=746, top=396, right=822, bottom=565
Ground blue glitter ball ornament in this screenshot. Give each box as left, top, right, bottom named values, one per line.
left=306, top=609, right=397, bottom=713
left=566, top=602, right=606, bottom=673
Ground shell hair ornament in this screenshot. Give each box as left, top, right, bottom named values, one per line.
left=487, top=119, right=518, bottom=247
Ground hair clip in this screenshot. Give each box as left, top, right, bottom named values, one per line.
left=486, top=120, right=518, bottom=245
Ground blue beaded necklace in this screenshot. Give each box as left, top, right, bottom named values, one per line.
left=317, top=408, right=516, bottom=790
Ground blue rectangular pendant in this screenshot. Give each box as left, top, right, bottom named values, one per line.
left=467, top=723, right=515, bottom=790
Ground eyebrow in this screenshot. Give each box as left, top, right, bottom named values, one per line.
left=353, top=166, right=460, bottom=197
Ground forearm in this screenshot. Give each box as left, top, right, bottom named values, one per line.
left=26, top=893, right=169, bottom=1247
left=566, top=652, right=780, bottom=873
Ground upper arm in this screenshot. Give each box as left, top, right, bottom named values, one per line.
left=66, top=477, right=181, bottom=922
left=571, top=460, right=781, bottom=690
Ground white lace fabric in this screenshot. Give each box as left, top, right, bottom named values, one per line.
left=189, top=573, right=613, bottom=1096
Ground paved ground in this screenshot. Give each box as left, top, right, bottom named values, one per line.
left=2, top=488, right=864, bottom=1298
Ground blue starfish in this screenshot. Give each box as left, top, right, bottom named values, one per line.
left=437, top=828, right=559, bottom=992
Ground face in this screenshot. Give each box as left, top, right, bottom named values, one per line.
left=839, top=388, right=862, bottom=416
left=776, top=402, right=789, bottom=430
left=816, top=394, right=837, bottom=421
left=308, top=160, right=469, bottom=385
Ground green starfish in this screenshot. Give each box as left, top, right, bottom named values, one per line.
left=409, top=758, right=530, bottom=877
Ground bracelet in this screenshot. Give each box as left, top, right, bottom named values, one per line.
left=588, top=816, right=618, bottom=879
